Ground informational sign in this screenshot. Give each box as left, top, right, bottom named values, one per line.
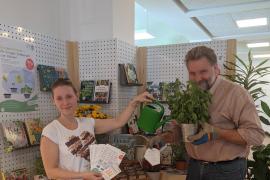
left=0, top=37, right=38, bottom=112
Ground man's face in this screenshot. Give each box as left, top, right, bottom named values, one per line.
left=187, top=57, right=220, bottom=90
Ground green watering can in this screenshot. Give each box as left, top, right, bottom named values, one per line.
left=137, top=101, right=171, bottom=134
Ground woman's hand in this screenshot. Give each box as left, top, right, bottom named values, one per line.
left=95, top=92, right=154, bottom=134
left=129, top=91, right=154, bottom=108
left=81, top=171, right=103, bottom=180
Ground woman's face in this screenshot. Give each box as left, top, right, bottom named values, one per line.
left=52, top=85, right=78, bottom=117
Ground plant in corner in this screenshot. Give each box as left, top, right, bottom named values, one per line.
left=224, top=50, right=270, bottom=104
left=164, top=79, right=212, bottom=141
left=246, top=144, right=270, bottom=180
left=224, top=50, right=270, bottom=179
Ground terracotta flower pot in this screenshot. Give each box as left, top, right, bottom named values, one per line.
left=175, top=160, right=188, bottom=170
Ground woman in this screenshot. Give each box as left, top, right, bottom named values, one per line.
left=40, top=79, right=153, bottom=179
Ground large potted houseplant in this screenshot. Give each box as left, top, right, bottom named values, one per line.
left=224, top=50, right=270, bottom=179
left=165, top=79, right=212, bottom=142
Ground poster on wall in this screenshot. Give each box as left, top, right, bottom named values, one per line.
left=0, top=37, right=38, bottom=112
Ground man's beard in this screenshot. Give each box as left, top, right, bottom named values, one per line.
left=198, top=80, right=210, bottom=91
left=198, top=76, right=217, bottom=91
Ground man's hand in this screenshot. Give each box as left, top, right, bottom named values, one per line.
left=188, top=122, right=218, bottom=145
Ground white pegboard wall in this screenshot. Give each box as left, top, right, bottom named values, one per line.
left=147, top=41, right=227, bottom=83
left=116, top=40, right=138, bottom=116
left=0, top=23, right=67, bottom=176
left=79, top=39, right=138, bottom=117
left=147, top=40, right=228, bottom=115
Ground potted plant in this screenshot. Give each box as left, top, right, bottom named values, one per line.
left=171, top=143, right=188, bottom=170
left=165, top=79, right=212, bottom=142
left=224, top=50, right=270, bottom=179
left=21, top=84, right=32, bottom=98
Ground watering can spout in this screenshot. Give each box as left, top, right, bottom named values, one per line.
left=154, top=115, right=171, bottom=130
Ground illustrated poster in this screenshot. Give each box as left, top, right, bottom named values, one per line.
left=0, top=37, right=38, bottom=112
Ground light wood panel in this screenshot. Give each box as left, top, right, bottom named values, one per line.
left=136, top=47, right=147, bottom=94
left=225, top=39, right=237, bottom=76
left=66, top=41, right=80, bottom=92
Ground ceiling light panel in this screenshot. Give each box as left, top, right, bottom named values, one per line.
left=247, top=42, right=270, bottom=48
left=236, top=18, right=267, bottom=28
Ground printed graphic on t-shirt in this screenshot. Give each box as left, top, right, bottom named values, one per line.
left=65, top=131, right=95, bottom=161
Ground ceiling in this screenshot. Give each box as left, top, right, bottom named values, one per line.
left=135, top=0, right=270, bottom=56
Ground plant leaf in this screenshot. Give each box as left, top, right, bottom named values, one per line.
left=260, top=116, right=270, bottom=125
left=235, top=54, right=248, bottom=72
left=261, top=101, right=270, bottom=118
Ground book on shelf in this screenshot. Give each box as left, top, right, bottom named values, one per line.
left=93, top=80, right=111, bottom=103
left=146, top=81, right=167, bottom=102
left=1, top=168, right=29, bottom=180
left=124, top=63, right=138, bottom=84
left=37, top=64, right=68, bottom=92
left=79, top=80, right=96, bottom=103
left=118, top=64, right=128, bottom=85
left=24, top=119, right=43, bottom=146
left=1, top=121, right=29, bottom=152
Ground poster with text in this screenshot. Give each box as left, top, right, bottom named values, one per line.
left=0, top=37, right=38, bottom=112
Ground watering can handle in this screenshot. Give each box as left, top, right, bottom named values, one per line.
left=140, top=100, right=164, bottom=111
left=155, top=101, right=164, bottom=112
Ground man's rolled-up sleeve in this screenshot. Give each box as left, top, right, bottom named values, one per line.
left=234, top=92, right=265, bottom=146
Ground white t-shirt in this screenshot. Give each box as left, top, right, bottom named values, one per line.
left=42, top=117, right=96, bottom=172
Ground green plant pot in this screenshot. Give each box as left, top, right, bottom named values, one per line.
left=181, top=124, right=198, bottom=142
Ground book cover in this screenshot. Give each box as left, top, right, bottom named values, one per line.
left=24, top=119, right=43, bottom=146
left=118, top=64, right=128, bottom=85
left=79, top=80, right=96, bottom=102
left=37, top=64, right=68, bottom=92
left=1, top=121, right=29, bottom=152
left=158, top=82, right=167, bottom=102
left=93, top=80, right=111, bottom=103
left=3, top=168, right=29, bottom=180
left=124, top=64, right=138, bottom=84
left=146, top=81, right=167, bottom=102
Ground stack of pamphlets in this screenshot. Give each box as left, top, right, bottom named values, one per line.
left=90, top=144, right=125, bottom=180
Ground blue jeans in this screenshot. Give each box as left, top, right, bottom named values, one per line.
left=186, top=158, right=247, bottom=180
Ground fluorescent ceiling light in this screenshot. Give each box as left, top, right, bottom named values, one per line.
left=236, top=18, right=267, bottom=28
left=253, top=54, right=270, bottom=58
left=247, top=42, right=270, bottom=48
left=135, top=30, right=155, bottom=40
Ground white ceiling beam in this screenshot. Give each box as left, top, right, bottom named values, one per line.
left=212, top=31, right=270, bottom=40
left=172, top=0, right=213, bottom=38
left=186, top=1, right=270, bottom=17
